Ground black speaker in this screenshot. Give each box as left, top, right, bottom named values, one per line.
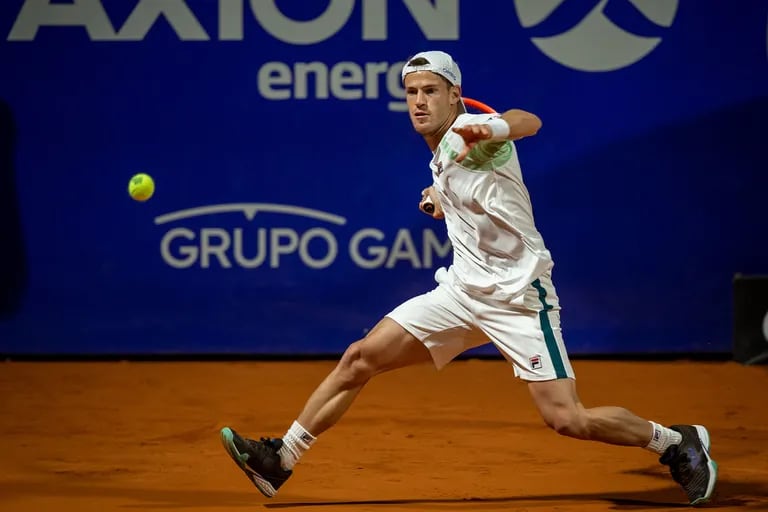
left=0, top=100, right=26, bottom=319
left=733, top=274, right=768, bottom=365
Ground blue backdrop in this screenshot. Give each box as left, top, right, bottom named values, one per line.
left=1, top=0, right=766, bottom=356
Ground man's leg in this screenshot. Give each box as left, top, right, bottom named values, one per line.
left=528, top=377, right=718, bottom=505
left=295, top=318, right=432, bottom=436
left=220, top=318, right=431, bottom=497
left=475, top=272, right=717, bottom=506
left=527, top=377, right=653, bottom=445
left=220, top=278, right=487, bottom=497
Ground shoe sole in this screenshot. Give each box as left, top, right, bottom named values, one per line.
left=690, top=425, right=718, bottom=506
left=220, top=427, right=278, bottom=498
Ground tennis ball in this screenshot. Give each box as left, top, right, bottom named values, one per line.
left=128, top=173, right=155, bottom=202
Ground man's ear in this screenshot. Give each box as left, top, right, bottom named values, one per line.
left=451, top=85, right=462, bottom=106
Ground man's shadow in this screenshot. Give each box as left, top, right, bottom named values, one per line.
left=0, top=99, right=26, bottom=320
left=264, top=476, right=763, bottom=510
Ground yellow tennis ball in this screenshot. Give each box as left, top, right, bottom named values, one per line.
left=128, top=173, right=155, bottom=202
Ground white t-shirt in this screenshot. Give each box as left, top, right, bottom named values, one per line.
left=430, top=113, right=553, bottom=302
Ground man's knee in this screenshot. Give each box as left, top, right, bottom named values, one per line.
left=333, top=318, right=430, bottom=387
left=542, top=407, right=590, bottom=440
left=335, top=340, right=374, bottom=387
left=528, top=379, right=589, bottom=439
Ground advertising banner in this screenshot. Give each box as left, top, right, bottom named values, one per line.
left=1, top=0, right=766, bottom=355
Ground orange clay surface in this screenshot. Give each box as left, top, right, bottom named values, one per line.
left=1, top=359, right=766, bottom=512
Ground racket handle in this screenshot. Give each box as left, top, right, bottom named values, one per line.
left=422, top=197, right=435, bottom=214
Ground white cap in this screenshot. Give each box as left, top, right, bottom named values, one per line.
left=401, top=50, right=462, bottom=86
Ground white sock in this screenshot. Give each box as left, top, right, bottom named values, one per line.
left=278, top=421, right=316, bottom=470
left=645, top=421, right=683, bottom=454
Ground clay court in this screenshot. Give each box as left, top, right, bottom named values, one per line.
left=1, top=359, right=766, bottom=511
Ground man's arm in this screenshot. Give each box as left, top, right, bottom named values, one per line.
left=452, top=109, right=542, bottom=162
left=497, top=109, right=542, bottom=140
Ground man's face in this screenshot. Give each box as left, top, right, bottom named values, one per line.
left=404, top=71, right=460, bottom=136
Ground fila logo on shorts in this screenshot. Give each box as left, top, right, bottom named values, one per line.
left=529, top=355, right=543, bottom=370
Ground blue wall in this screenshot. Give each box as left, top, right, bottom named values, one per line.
left=1, top=0, right=766, bottom=355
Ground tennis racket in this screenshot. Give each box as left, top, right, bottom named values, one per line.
left=462, top=97, right=497, bottom=114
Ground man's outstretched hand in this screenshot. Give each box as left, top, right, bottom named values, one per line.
left=451, top=124, right=493, bottom=162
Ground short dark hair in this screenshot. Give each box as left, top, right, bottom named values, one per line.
left=407, top=57, right=430, bottom=66
left=406, top=57, right=454, bottom=89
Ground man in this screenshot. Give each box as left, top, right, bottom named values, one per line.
left=220, top=51, right=718, bottom=506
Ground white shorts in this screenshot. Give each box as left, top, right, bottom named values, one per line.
left=386, top=268, right=575, bottom=381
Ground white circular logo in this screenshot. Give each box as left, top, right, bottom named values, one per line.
left=513, top=0, right=680, bottom=72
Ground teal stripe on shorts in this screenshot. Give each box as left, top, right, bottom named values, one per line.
left=531, top=278, right=567, bottom=379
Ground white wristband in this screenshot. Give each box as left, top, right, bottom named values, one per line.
left=486, top=118, right=510, bottom=141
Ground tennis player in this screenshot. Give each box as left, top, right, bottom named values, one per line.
left=220, top=50, right=717, bottom=506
